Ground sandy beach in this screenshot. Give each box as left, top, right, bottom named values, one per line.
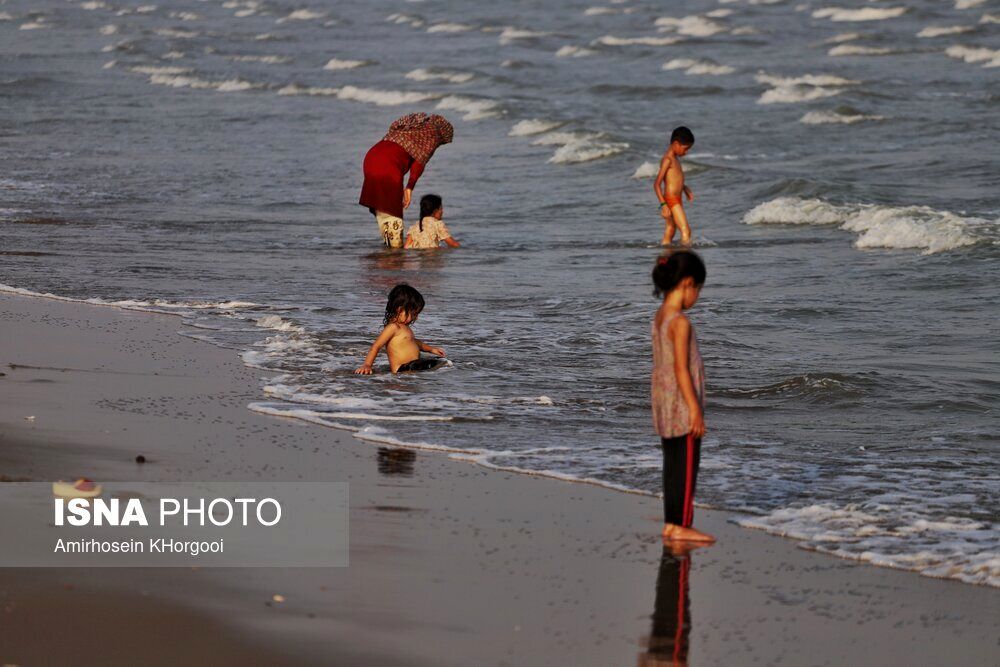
left=0, top=291, right=996, bottom=666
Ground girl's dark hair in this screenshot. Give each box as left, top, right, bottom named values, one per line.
left=419, top=193, right=442, bottom=232
left=384, top=283, right=425, bottom=326
left=653, top=250, right=706, bottom=298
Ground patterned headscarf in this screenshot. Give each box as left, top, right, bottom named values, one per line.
left=382, top=113, right=454, bottom=165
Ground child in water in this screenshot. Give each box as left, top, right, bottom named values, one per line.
left=405, top=194, right=460, bottom=249
left=653, top=126, right=695, bottom=246
left=354, top=283, right=447, bottom=374
left=651, top=250, right=713, bottom=543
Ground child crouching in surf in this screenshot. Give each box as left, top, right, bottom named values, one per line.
left=651, top=250, right=713, bottom=543
left=355, top=283, right=447, bottom=374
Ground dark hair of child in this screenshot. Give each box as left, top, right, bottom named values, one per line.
left=419, top=194, right=443, bottom=232
left=653, top=250, right=706, bottom=298
left=384, top=283, right=425, bottom=326
left=670, top=126, right=695, bottom=146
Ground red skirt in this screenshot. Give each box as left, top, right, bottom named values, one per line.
left=359, top=140, right=421, bottom=219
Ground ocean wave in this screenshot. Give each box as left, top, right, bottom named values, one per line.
left=555, top=44, right=596, bottom=57
left=799, top=109, right=884, bottom=124
left=917, top=25, right=973, bottom=38
left=981, top=13, right=1000, bottom=24
left=756, top=72, right=858, bottom=104
left=715, top=373, right=876, bottom=403
left=340, top=85, right=437, bottom=106
left=654, top=15, right=728, bottom=37
left=435, top=95, right=501, bottom=120
left=631, top=161, right=659, bottom=179
left=532, top=131, right=629, bottom=164
left=154, top=28, right=199, bottom=39
left=737, top=503, right=998, bottom=587
left=406, top=68, right=474, bottom=84
left=499, top=27, right=550, bottom=44
left=955, top=0, right=986, bottom=8
left=744, top=197, right=992, bottom=254
left=945, top=45, right=1000, bottom=68
left=226, top=54, right=292, bottom=64
left=386, top=13, right=424, bottom=28
left=812, top=6, right=907, bottom=21
left=663, top=58, right=735, bottom=75
left=323, top=58, right=369, bottom=70
left=508, top=119, right=564, bottom=136
left=146, top=72, right=263, bottom=92
left=595, top=35, right=681, bottom=46
left=276, top=9, right=325, bottom=23
left=20, top=21, right=50, bottom=30
left=828, top=44, right=895, bottom=56
left=427, top=22, right=474, bottom=33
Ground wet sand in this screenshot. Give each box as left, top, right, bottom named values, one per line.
left=0, top=292, right=996, bottom=666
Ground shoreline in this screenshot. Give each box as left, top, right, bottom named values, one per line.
left=1, top=290, right=997, bottom=665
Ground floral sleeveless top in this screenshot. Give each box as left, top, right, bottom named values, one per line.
left=651, top=312, right=704, bottom=438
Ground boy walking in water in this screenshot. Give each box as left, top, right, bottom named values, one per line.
left=654, top=126, right=695, bottom=246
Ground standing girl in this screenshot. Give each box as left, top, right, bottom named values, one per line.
left=651, top=250, right=713, bottom=543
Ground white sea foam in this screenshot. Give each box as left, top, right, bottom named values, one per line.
left=981, top=13, right=1000, bottom=24
left=81, top=1, right=110, bottom=9
left=147, top=73, right=262, bottom=92
left=812, top=6, right=907, bottom=21
left=828, top=44, right=894, bottom=56
left=737, top=504, right=999, bottom=587
left=499, top=27, right=550, bottom=43
left=955, top=0, right=986, bottom=8
left=169, top=11, right=199, bottom=21
left=945, top=45, right=1000, bottom=67
left=277, top=83, right=339, bottom=96
left=130, top=65, right=191, bottom=75
left=339, top=85, right=438, bottom=106
left=595, top=35, right=681, bottom=46
left=655, top=16, right=728, bottom=37
left=323, top=58, right=368, bottom=70
left=427, top=22, right=474, bottom=33
left=20, top=21, right=49, bottom=30
left=276, top=9, right=325, bottom=23
left=583, top=6, right=618, bottom=16
left=435, top=95, right=501, bottom=120
left=917, top=25, right=973, bottom=38
left=663, top=58, right=735, bottom=75
left=161, top=51, right=185, bottom=60
left=0, top=12, right=13, bottom=21
left=555, top=44, right=596, bottom=57
left=255, top=314, right=304, bottom=333
left=533, top=131, right=629, bottom=164
left=631, top=161, right=659, bottom=179
left=509, top=119, right=564, bottom=136
left=154, top=28, right=199, bottom=38
left=744, top=197, right=990, bottom=254
left=756, top=72, right=858, bottom=104
left=99, top=24, right=118, bottom=35
left=227, top=54, right=291, bottom=64
left=406, top=68, right=474, bottom=83
left=706, top=9, right=734, bottom=18
left=800, top=109, right=884, bottom=124
left=386, top=13, right=424, bottom=27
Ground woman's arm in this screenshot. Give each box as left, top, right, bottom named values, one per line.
left=403, top=161, right=424, bottom=209
left=670, top=316, right=705, bottom=438
left=355, top=325, right=397, bottom=374
left=443, top=237, right=460, bottom=248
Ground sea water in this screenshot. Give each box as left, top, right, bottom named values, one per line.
left=1, top=0, right=998, bottom=586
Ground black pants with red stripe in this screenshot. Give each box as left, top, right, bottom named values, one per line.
left=661, top=434, right=701, bottom=526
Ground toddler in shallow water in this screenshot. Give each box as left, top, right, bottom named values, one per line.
left=354, top=283, right=446, bottom=374
left=404, top=194, right=460, bottom=249
left=651, top=250, right=713, bottom=543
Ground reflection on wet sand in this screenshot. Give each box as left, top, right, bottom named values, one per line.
left=638, top=543, right=705, bottom=667
left=377, top=447, right=416, bottom=476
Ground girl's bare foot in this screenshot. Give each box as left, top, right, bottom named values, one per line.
left=662, top=524, right=715, bottom=543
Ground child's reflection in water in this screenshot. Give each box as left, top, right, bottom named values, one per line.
left=639, top=542, right=705, bottom=667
